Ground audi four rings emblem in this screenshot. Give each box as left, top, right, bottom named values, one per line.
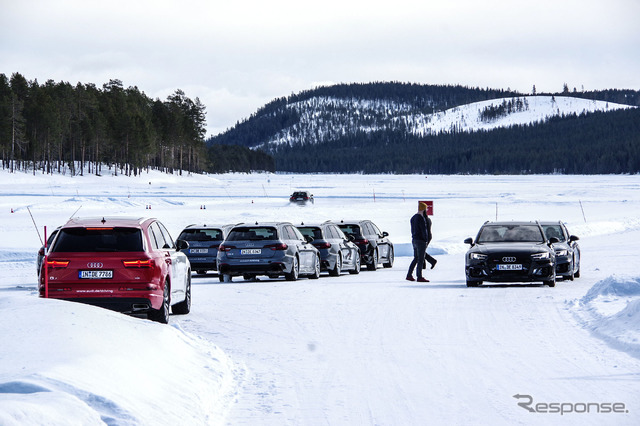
left=502, top=257, right=516, bottom=262
left=87, top=262, right=104, bottom=268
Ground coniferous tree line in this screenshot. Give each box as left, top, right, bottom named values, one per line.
left=271, top=108, right=640, bottom=174
left=0, top=72, right=209, bottom=176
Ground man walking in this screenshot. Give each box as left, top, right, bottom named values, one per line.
left=407, top=202, right=430, bottom=282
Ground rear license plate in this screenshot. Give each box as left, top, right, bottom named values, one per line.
left=241, top=249, right=262, bottom=255
left=497, top=264, right=522, bottom=271
left=190, top=249, right=208, bottom=254
left=79, top=270, right=113, bottom=279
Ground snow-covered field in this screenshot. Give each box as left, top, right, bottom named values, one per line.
left=1, top=169, right=639, bottom=425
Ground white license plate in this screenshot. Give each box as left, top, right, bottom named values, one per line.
left=241, top=249, right=262, bottom=255
left=497, top=264, right=522, bottom=271
left=190, top=248, right=209, bottom=254
left=79, top=270, right=113, bottom=279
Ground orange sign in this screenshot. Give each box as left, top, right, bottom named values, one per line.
left=419, top=200, right=434, bottom=216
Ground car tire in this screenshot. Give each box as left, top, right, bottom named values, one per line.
left=544, top=277, right=556, bottom=287
left=383, top=246, right=394, bottom=268
left=149, top=280, right=170, bottom=324
left=366, top=249, right=378, bottom=271
left=285, top=256, right=299, bottom=281
left=349, top=253, right=361, bottom=275
left=309, top=255, right=321, bottom=279
left=219, top=274, right=232, bottom=283
left=172, top=274, right=191, bottom=315
left=329, top=254, right=342, bottom=277
left=466, top=280, right=481, bottom=287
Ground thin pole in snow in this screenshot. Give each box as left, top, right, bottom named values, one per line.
left=44, top=226, right=48, bottom=299
left=579, top=200, right=587, bottom=222
left=495, top=202, right=498, bottom=221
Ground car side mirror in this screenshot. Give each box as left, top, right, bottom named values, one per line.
left=304, top=235, right=314, bottom=243
left=176, top=239, right=189, bottom=251
left=464, top=237, right=473, bottom=245
left=569, top=235, right=579, bottom=242
left=382, top=231, right=389, bottom=237
left=548, top=237, right=560, bottom=244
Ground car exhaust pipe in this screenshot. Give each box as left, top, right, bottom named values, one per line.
left=132, top=303, right=150, bottom=311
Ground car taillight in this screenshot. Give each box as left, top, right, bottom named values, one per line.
left=219, top=244, right=236, bottom=252
left=47, top=260, right=69, bottom=268
left=264, top=243, right=288, bottom=250
left=355, top=238, right=369, bottom=245
left=122, top=259, right=154, bottom=268
left=313, top=242, right=331, bottom=249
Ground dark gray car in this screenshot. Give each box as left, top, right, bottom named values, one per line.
left=540, top=221, right=581, bottom=281
left=217, top=222, right=320, bottom=282
left=177, top=224, right=233, bottom=275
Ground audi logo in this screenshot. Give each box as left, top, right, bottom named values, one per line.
left=502, top=257, right=517, bottom=263
left=87, top=262, right=104, bottom=268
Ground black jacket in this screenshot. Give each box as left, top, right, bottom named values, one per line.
left=410, top=213, right=429, bottom=242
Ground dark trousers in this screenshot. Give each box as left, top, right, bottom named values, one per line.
left=408, top=239, right=427, bottom=279
left=424, top=252, right=436, bottom=269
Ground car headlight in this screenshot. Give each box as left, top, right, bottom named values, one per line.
left=531, top=252, right=551, bottom=260
left=555, top=249, right=568, bottom=256
left=470, top=253, right=487, bottom=260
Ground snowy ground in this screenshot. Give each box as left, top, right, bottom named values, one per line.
left=1, top=169, right=639, bottom=425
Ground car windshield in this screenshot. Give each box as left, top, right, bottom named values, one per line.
left=542, top=225, right=565, bottom=242
left=338, top=224, right=362, bottom=237
left=178, top=228, right=223, bottom=241
left=227, top=227, right=278, bottom=241
left=52, top=227, right=144, bottom=252
left=478, top=225, right=544, bottom=243
left=298, top=227, right=322, bottom=240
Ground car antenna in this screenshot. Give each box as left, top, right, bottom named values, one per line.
left=101, top=217, right=106, bottom=224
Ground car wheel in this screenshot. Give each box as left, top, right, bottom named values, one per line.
left=219, top=273, right=232, bottom=283
left=172, top=274, right=191, bottom=315
left=574, top=259, right=581, bottom=278
left=285, top=256, right=299, bottom=281
left=149, top=280, right=170, bottom=323
left=196, top=270, right=206, bottom=275
left=329, top=254, right=342, bottom=277
left=466, top=280, right=481, bottom=287
left=544, top=277, right=556, bottom=287
left=383, top=246, right=394, bottom=268
left=309, top=255, right=321, bottom=279
left=349, top=252, right=361, bottom=275
left=366, top=249, right=378, bottom=271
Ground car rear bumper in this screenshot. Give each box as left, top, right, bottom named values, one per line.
left=218, top=262, right=287, bottom=276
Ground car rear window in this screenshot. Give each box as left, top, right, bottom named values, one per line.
left=337, top=224, right=362, bottom=237
left=298, top=227, right=322, bottom=240
left=52, top=227, right=144, bottom=252
left=478, top=225, right=544, bottom=243
left=179, top=229, right=223, bottom=241
left=227, top=227, right=278, bottom=241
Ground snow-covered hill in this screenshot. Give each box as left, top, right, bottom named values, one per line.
left=261, top=95, right=634, bottom=148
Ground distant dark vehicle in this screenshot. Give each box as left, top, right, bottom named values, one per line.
left=177, top=224, right=233, bottom=275
left=37, top=227, right=61, bottom=277
left=335, top=220, right=394, bottom=271
left=296, top=222, right=361, bottom=276
left=540, top=221, right=581, bottom=281
left=289, top=191, right=314, bottom=204
left=217, top=222, right=320, bottom=282
left=464, top=221, right=557, bottom=287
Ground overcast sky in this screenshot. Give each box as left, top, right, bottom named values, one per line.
left=2, top=0, right=639, bottom=137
